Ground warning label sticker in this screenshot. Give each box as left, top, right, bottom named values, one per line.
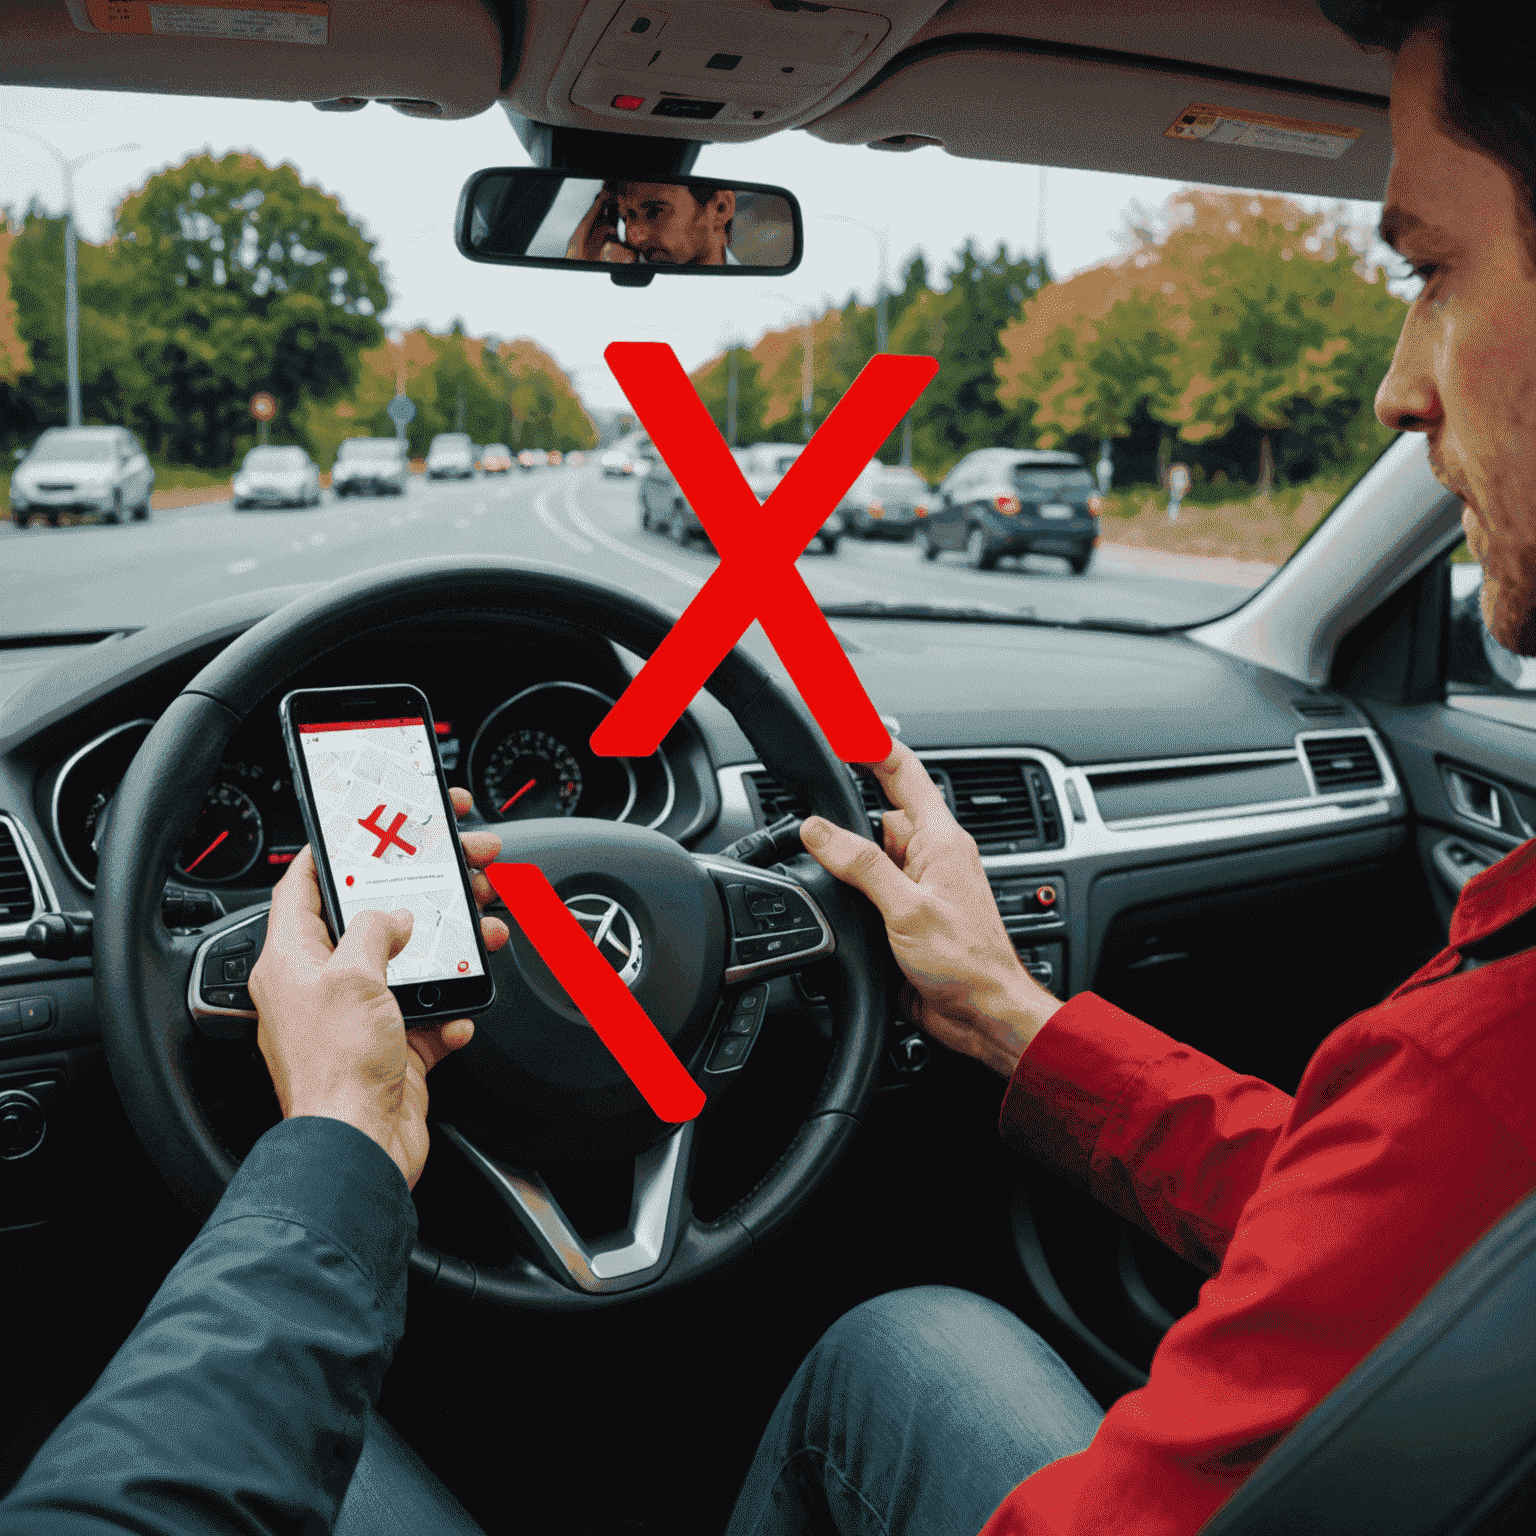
left=82, top=0, right=328, bottom=45
left=1165, top=103, right=1362, bottom=160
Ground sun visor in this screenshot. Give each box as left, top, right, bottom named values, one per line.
left=807, top=41, right=1391, bottom=200
left=3, top=0, right=503, bottom=120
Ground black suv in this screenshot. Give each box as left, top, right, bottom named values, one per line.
left=921, top=449, right=1101, bottom=574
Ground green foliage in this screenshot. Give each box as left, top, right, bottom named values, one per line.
left=693, top=345, right=772, bottom=446
left=5, top=153, right=387, bottom=467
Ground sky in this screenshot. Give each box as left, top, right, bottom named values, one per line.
left=0, top=83, right=1384, bottom=413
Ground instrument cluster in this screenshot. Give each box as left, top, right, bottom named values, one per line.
left=50, top=678, right=676, bottom=892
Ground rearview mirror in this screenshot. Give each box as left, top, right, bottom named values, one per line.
left=456, top=168, right=802, bottom=285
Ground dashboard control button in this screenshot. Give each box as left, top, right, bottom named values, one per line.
left=706, top=1033, right=752, bottom=1072
left=19, top=998, right=52, bottom=1031
left=0, top=1091, right=45, bottom=1159
left=1034, top=885, right=1057, bottom=908
left=725, top=1011, right=758, bottom=1037
left=0, top=1002, right=19, bottom=1035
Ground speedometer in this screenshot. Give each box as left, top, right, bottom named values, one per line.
left=482, top=729, right=584, bottom=819
left=175, top=783, right=264, bottom=883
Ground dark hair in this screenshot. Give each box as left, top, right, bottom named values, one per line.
left=1320, top=2, right=1536, bottom=236
left=607, top=178, right=734, bottom=240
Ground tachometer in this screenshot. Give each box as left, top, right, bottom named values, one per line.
left=175, top=782, right=264, bottom=883
left=482, top=729, right=583, bottom=819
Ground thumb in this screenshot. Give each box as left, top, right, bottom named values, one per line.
left=333, top=906, right=414, bottom=976
left=800, top=817, right=921, bottom=926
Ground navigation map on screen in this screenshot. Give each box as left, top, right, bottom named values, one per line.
left=297, top=715, right=485, bottom=986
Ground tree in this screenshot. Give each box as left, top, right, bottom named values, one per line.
left=998, top=189, right=1406, bottom=488
left=692, top=346, right=771, bottom=445
left=111, top=152, right=387, bottom=465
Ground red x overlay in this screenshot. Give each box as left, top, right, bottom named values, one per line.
left=483, top=862, right=705, bottom=1124
left=590, top=342, right=938, bottom=762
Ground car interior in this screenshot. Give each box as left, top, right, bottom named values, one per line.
left=4, top=3, right=1536, bottom=1533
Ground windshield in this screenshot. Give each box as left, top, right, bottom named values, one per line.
left=0, top=85, right=1406, bottom=639
left=243, top=447, right=306, bottom=470
left=23, top=434, right=115, bottom=464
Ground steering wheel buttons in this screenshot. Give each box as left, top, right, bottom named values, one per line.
left=221, top=956, right=250, bottom=983
left=707, top=1032, right=753, bottom=1072
left=747, top=893, right=787, bottom=918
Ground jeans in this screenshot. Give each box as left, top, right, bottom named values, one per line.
left=335, top=1409, right=487, bottom=1536
left=725, top=1286, right=1105, bottom=1536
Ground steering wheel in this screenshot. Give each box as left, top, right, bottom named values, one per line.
left=93, top=559, right=890, bottom=1309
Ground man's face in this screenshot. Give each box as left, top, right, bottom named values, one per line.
left=615, top=184, right=733, bottom=265
left=1376, top=29, right=1536, bottom=652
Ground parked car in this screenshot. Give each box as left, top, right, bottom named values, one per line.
left=331, top=437, right=409, bottom=497
left=480, top=444, right=514, bottom=475
left=548, top=450, right=564, bottom=467
left=230, top=445, right=320, bottom=510
left=518, top=448, right=547, bottom=470
left=921, top=448, right=1102, bottom=573
left=841, top=462, right=933, bottom=541
left=425, top=432, right=476, bottom=480
left=8, top=426, right=154, bottom=526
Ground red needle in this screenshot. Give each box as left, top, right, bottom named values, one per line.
left=183, top=829, right=229, bottom=873
left=499, top=777, right=538, bottom=814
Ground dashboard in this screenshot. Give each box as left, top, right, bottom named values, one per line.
left=10, top=611, right=718, bottom=914
left=48, top=676, right=680, bottom=894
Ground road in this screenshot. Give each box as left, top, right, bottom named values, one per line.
left=0, top=464, right=1269, bottom=636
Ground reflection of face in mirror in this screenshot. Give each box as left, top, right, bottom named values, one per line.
left=564, top=181, right=738, bottom=267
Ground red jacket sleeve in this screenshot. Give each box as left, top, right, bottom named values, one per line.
left=999, top=994, right=1295, bottom=1272
left=984, top=1000, right=1536, bottom=1536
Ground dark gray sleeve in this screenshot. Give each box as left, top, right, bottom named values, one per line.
left=0, top=1115, right=417, bottom=1536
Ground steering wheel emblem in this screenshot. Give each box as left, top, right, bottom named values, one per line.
left=563, top=893, right=644, bottom=988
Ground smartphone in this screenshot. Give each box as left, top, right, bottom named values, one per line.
left=278, top=683, right=495, bottom=1023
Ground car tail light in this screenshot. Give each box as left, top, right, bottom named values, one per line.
left=1088, top=493, right=1106, bottom=516
left=868, top=500, right=884, bottom=519
left=914, top=503, right=928, bottom=517
left=994, top=494, right=1021, bottom=515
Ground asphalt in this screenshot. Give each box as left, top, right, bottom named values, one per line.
left=0, top=465, right=1265, bottom=637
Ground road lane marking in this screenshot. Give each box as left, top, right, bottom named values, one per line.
left=225, top=558, right=259, bottom=575
left=534, top=493, right=593, bottom=553
left=563, top=486, right=702, bottom=591
left=308, top=532, right=327, bottom=546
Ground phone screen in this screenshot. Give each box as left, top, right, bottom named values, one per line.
left=294, top=713, right=486, bottom=986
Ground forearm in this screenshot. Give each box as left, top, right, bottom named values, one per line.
left=999, top=993, right=1293, bottom=1272
left=0, top=1117, right=415, bottom=1536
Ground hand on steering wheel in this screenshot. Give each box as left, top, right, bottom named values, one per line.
left=250, top=789, right=510, bottom=1190
left=800, top=741, right=1061, bottom=1078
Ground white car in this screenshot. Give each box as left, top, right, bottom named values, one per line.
left=426, top=432, right=476, bottom=479
left=737, top=441, right=843, bottom=553
left=331, top=438, right=409, bottom=497
left=231, top=445, right=321, bottom=510
left=9, top=426, right=154, bottom=526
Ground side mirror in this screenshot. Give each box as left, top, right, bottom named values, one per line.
left=455, top=168, right=802, bottom=286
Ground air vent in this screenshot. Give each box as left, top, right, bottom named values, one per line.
left=744, top=770, right=808, bottom=824
left=1293, top=698, right=1347, bottom=720
left=746, top=759, right=1065, bottom=852
left=0, top=817, right=42, bottom=926
left=1303, top=736, right=1384, bottom=793
left=946, top=760, right=1050, bottom=851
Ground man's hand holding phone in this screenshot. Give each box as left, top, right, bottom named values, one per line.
left=250, top=787, right=509, bottom=1190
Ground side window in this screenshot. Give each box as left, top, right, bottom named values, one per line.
left=1446, top=539, right=1536, bottom=728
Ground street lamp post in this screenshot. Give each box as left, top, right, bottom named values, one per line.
left=819, top=215, right=890, bottom=353
left=0, top=129, right=139, bottom=429
left=758, top=289, right=815, bottom=442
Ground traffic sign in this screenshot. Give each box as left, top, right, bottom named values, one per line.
left=249, top=392, right=277, bottom=422
left=386, top=394, right=416, bottom=428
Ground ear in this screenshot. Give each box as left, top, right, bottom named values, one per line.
left=711, top=189, right=737, bottom=229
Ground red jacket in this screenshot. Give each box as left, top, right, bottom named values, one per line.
left=980, top=840, right=1536, bottom=1536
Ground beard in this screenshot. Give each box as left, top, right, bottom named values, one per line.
left=1469, top=503, right=1536, bottom=655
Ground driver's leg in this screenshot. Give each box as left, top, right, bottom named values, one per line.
left=335, top=1407, right=488, bottom=1536
left=725, top=1286, right=1104, bottom=1536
